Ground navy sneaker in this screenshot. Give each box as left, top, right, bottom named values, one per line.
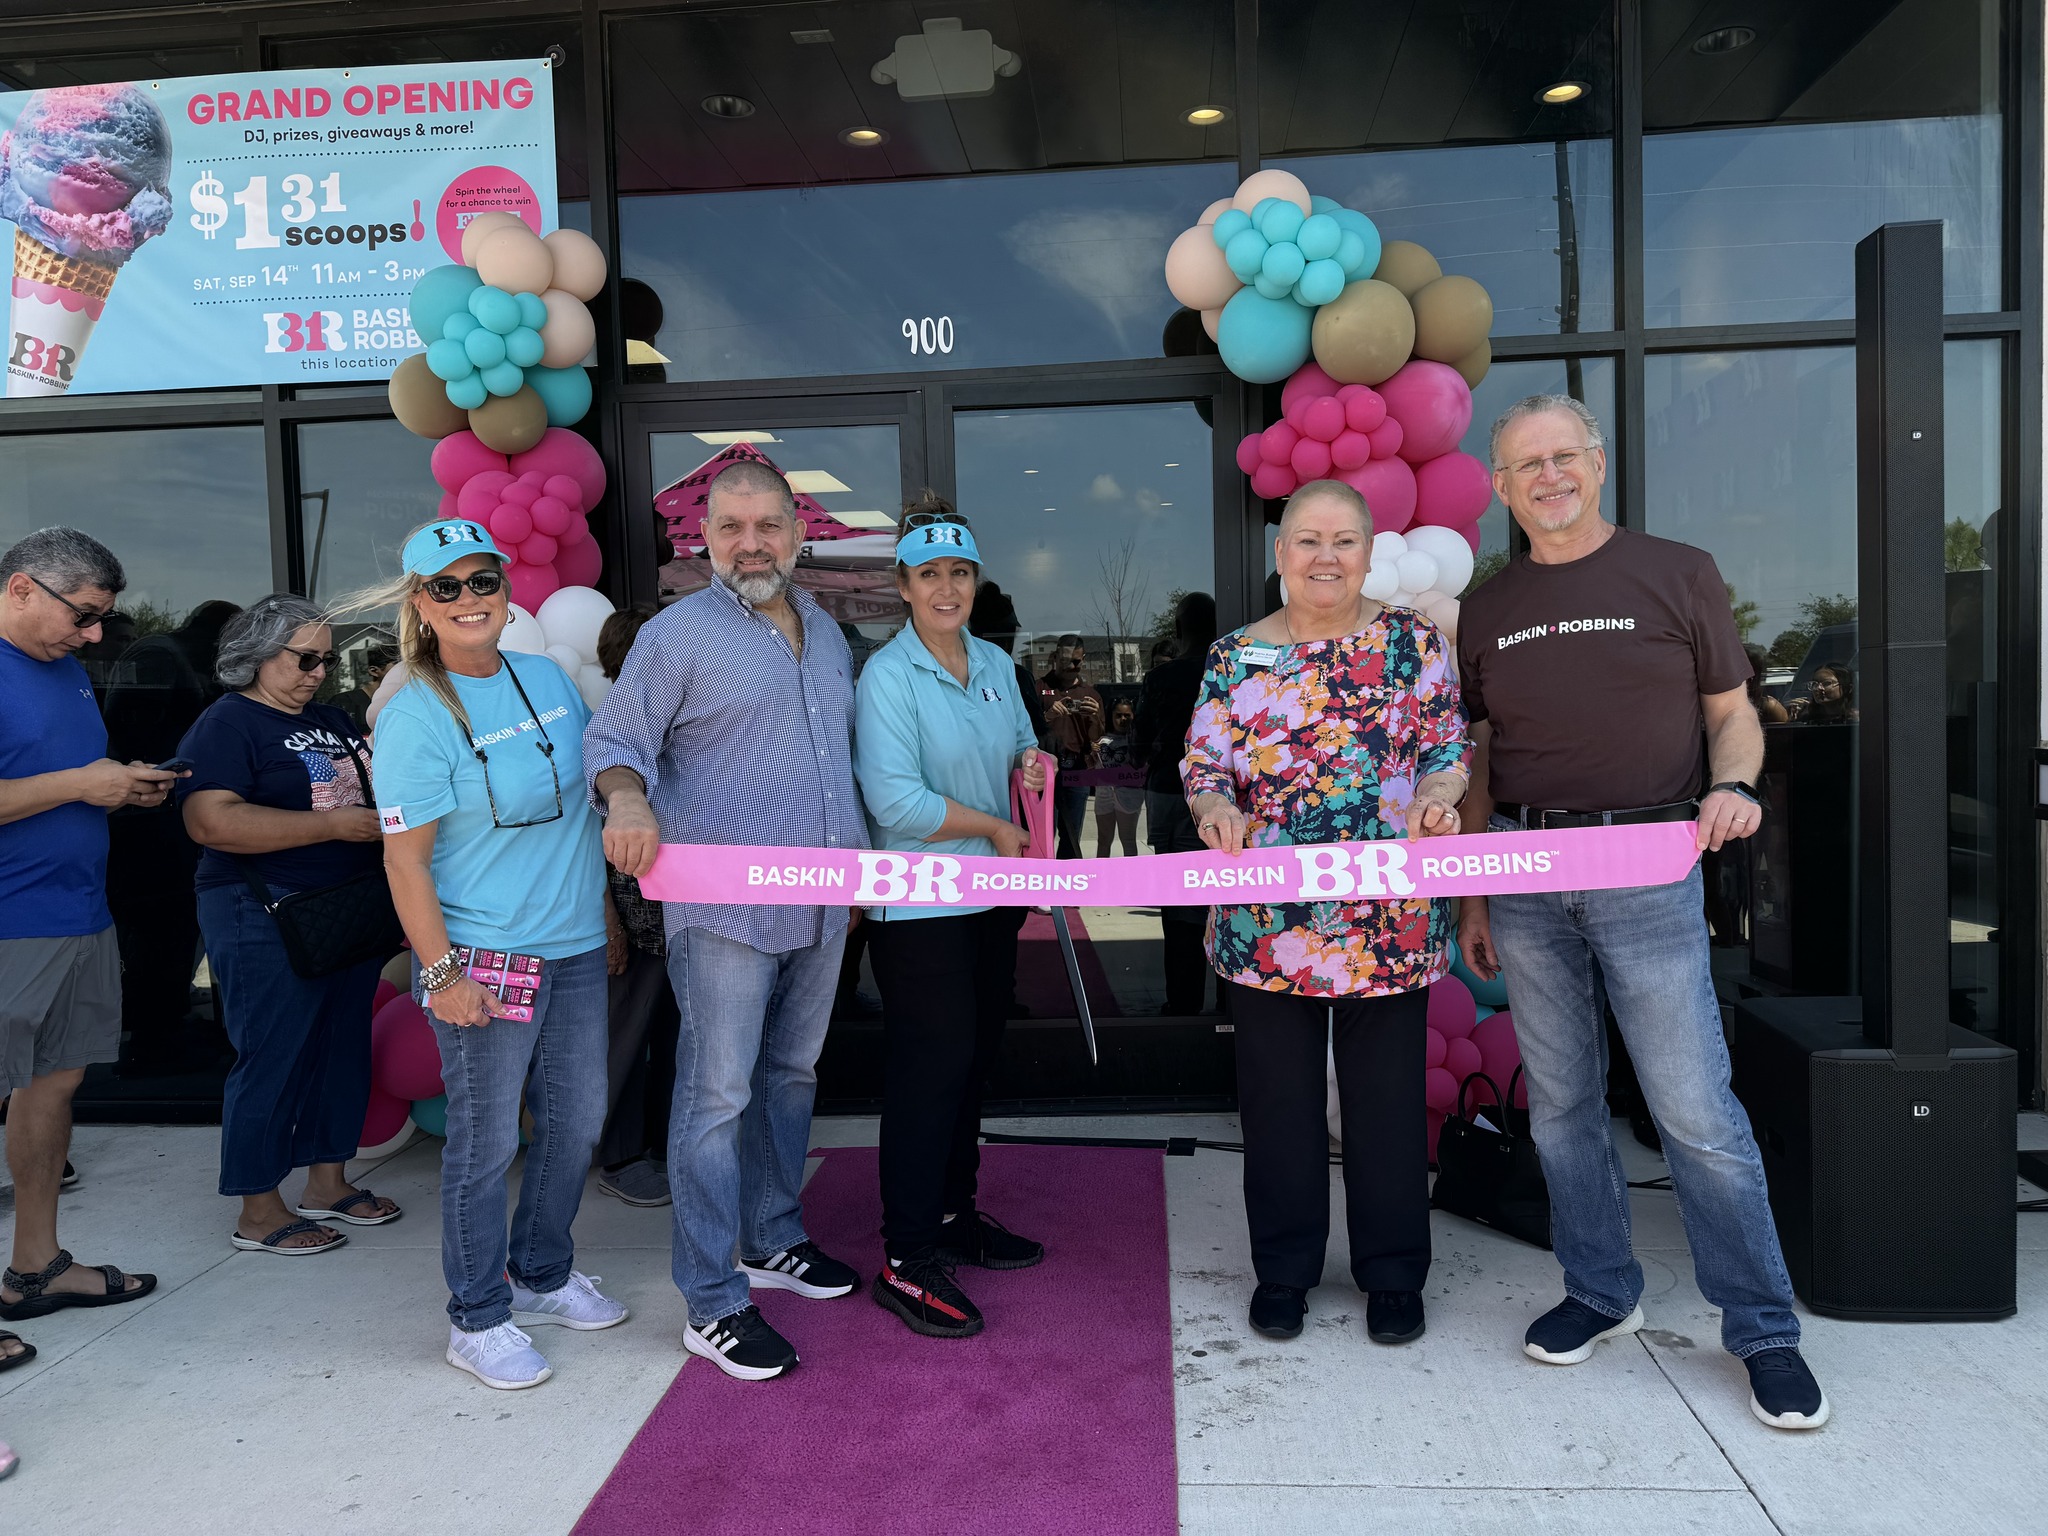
left=1746, top=1348, right=1831, bottom=1430
left=1523, top=1298, right=1644, bottom=1364
left=937, top=1210, right=1044, bottom=1270
left=1249, top=1282, right=1307, bottom=1339
left=873, top=1249, right=984, bottom=1338
left=1366, top=1289, right=1425, bottom=1344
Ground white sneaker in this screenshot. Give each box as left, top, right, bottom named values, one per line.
left=509, top=1270, right=629, bottom=1331
left=447, top=1320, right=552, bottom=1389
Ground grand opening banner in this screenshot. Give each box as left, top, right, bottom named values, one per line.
left=0, top=61, right=558, bottom=396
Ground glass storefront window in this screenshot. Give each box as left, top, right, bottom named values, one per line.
left=1460, top=356, right=1616, bottom=581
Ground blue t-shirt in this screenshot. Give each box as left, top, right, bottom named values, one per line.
left=0, top=636, right=112, bottom=939
left=174, top=694, right=383, bottom=895
left=370, top=653, right=605, bottom=960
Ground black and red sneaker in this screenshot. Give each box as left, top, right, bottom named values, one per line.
left=872, top=1248, right=984, bottom=1338
left=937, top=1209, right=1044, bottom=1271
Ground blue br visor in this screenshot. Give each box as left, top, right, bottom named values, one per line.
left=896, top=521, right=982, bottom=566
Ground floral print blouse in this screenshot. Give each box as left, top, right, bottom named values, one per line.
left=1180, top=608, right=1471, bottom=998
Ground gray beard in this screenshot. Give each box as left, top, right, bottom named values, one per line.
left=713, top=554, right=796, bottom=606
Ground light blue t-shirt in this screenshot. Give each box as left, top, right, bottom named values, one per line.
left=853, top=625, right=1037, bottom=922
left=372, top=653, right=606, bottom=959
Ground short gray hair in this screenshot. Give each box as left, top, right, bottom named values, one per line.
left=1279, top=478, right=1372, bottom=536
left=216, top=593, right=327, bottom=688
left=1488, top=394, right=1606, bottom=470
left=0, top=526, right=125, bottom=596
left=706, top=459, right=797, bottom=522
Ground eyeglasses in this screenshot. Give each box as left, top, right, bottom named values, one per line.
left=1501, top=448, right=1596, bottom=479
left=422, top=570, right=506, bottom=603
left=474, top=664, right=563, bottom=830
left=28, top=574, right=121, bottom=630
left=280, top=645, right=338, bottom=674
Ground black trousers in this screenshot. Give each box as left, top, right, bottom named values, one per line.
left=1229, top=980, right=1432, bottom=1292
left=597, top=945, right=681, bottom=1167
left=868, top=908, right=1022, bottom=1256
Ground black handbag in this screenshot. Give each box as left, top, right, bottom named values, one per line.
left=1430, top=1067, right=1553, bottom=1250
left=237, top=737, right=406, bottom=980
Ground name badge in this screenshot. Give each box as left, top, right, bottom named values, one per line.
left=1240, top=645, right=1280, bottom=668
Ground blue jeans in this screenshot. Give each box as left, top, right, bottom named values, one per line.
left=665, top=925, right=843, bottom=1326
left=426, top=945, right=608, bottom=1332
left=199, top=886, right=380, bottom=1197
left=1484, top=842, right=1800, bottom=1359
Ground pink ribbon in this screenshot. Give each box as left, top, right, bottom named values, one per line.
left=639, top=821, right=1702, bottom=908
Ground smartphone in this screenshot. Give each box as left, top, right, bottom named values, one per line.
left=153, top=757, right=195, bottom=774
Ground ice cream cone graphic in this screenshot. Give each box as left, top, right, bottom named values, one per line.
left=0, top=84, right=172, bottom=396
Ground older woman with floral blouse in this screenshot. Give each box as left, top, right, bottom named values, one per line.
left=1183, top=479, right=1470, bottom=1347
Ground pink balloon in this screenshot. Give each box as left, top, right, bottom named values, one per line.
left=1412, top=451, right=1493, bottom=529
left=1365, top=418, right=1404, bottom=460
left=430, top=431, right=509, bottom=493
left=360, top=1088, right=411, bottom=1149
left=519, top=532, right=559, bottom=567
left=1425, top=1067, right=1459, bottom=1114
left=556, top=511, right=589, bottom=545
left=500, top=478, right=540, bottom=509
left=1258, top=421, right=1299, bottom=467
left=529, top=495, right=572, bottom=537
left=1443, top=1036, right=1482, bottom=1084
left=455, top=470, right=516, bottom=522
left=1425, top=1027, right=1447, bottom=1070
left=508, top=560, right=560, bottom=610
left=489, top=502, right=534, bottom=546
left=1283, top=393, right=1314, bottom=432
left=1289, top=436, right=1332, bottom=480
left=1379, top=359, right=1474, bottom=464
left=1300, top=397, right=1347, bottom=445
left=554, top=535, right=603, bottom=588
left=1280, top=360, right=1342, bottom=415
left=372, top=978, right=399, bottom=1015
left=1472, top=1011, right=1523, bottom=1090
left=371, top=993, right=443, bottom=1102
left=1236, top=433, right=1264, bottom=475
left=1331, top=429, right=1372, bottom=471
left=437, top=490, right=459, bottom=520
left=1249, top=462, right=1297, bottom=501
left=508, top=428, right=605, bottom=509
left=1427, top=974, right=1478, bottom=1039
left=542, top=474, right=585, bottom=511
left=1339, top=384, right=1388, bottom=434
left=1456, top=520, right=1482, bottom=554
left=1335, top=456, right=1416, bottom=533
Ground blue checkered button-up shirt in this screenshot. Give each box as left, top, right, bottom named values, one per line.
left=582, top=577, right=865, bottom=953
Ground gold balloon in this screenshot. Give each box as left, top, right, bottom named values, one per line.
left=1411, top=275, right=1494, bottom=364
left=1311, top=279, right=1415, bottom=386
left=1451, top=338, right=1491, bottom=389
left=468, top=386, right=548, bottom=454
left=1373, top=240, right=1442, bottom=298
left=388, top=352, right=469, bottom=439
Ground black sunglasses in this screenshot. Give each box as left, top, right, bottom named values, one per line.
left=422, top=570, right=506, bottom=603
left=29, top=573, right=121, bottom=630
left=474, top=665, right=563, bottom=831
left=280, top=644, right=339, bottom=674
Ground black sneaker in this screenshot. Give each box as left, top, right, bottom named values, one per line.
left=1366, top=1289, right=1425, bottom=1344
left=1745, top=1348, right=1831, bottom=1430
left=872, top=1249, right=984, bottom=1338
left=1249, top=1282, right=1307, bottom=1339
left=61, top=1160, right=78, bottom=1189
left=1524, top=1298, right=1644, bottom=1364
left=741, top=1240, right=858, bottom=1299
left=683, top=1304, right=798, bottom=1381
left=937, top=1210, right=1044, bottom=1271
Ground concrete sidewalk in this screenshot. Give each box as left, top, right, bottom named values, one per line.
left=2, top=1112, right=2044, bottom=1534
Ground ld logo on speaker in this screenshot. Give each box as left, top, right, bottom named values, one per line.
left=1911, top=1102, right=1933, bottom=1120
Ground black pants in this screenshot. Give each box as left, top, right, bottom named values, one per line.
left=868, top=909, right=1022, bottom=1256
left=1147, top=790, right=1212, bottom=1016
left=597, top=946, right=680, bottom=1167
left=1230, top=980, right=1432, bottom=1292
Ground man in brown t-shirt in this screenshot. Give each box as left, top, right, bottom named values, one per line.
left=1037, top=634, right=1103, bottom=857
left=1455, top=395, right=1830, bottom=1432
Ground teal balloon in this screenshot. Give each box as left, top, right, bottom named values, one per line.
left=1295, top=257, right=1346, bottom=307
left=468, top=284, right=522, bottom=336
left=411, top=1094, right=448, bottom=1138
left=1260, top=241, right=1305, bottom=288
left=526, top=364, right=593, bottom=427
left=1309, top=194, right=1341, bottom=215
left=463, top=326, right=508, bottom=370
left=1210, top=208, right=1253, bottom=248
left=408, top=264, right=481, bottom=344
left=514, top=291, right=548, bottom=331
left=1449, top=946, right=1511, bottom=1008
left=504, top=325, right=546, bottom=369
left=1250, top=197, right=1284, bottom=224
left=1215, top=287, right=1313, bottom=384
left=1253, top=272, right=1293, bottom=300
left=1296, top=213, right=1341, bottom=262
left=1334, top=230, right=1370, bottom=277
left=425, top=338, right=474, bottom=382
left=1257, top=201, right=1305, bottom=245
left=441, top=310, right=478, bottom=342
left=1223, top=227, right=1270, bottom=282
left=1332, top=209, right=1383, bottom=277
left=445, top=373, right=488, bottom=411
left=480, top=360, right=526, bottom=397
left=1473, top=1003, right=1496, bottom=1022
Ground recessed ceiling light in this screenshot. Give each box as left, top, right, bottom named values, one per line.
left=1042, top=507, right=1056, bottom=512
left=839, top=126, right=888, bottom=146
left=1023, top=468, right=1038, bottom=474
left=1163, top=462, right=1180, bottom=468
left=1691, top=25, right=1757, bottom=55
left=1537, top=80, right=1587, bottom=105
left=700, top=94, right=755, bottom=118
left=1186, top=105, right=1228, bottom=127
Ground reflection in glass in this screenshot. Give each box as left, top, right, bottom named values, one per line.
left=1458, top=357, right=1616, bottom=586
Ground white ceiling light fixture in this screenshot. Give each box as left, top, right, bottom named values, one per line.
left=1186, top=105, right=1229, bottom=127
left=692, top=430, right=780, bottom=445
left=700, top=94, right=755, bottom=118
left=786, top=470, right=852, bottom=495
left=1537, top=80, right=1587, bottom=105
left=872, top=17, right=1020, bottom=102
left=839, top=126, right=889, bottom=147
left=829, top=509, right=898, bottom=529
left=1691, top=25, right=1757, bottom=55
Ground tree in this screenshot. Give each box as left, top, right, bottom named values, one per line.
left=1147, top=587, right=1191, bottom=641
left=1765, top=593, right=1857, bottom=668
left=1944, top=518, right=1985, bottom=572
left=1467, top=547, right=1510, bottom=591
left=1726, top=583, right=1761, bottom=642
left=1087, top=537, right=1151, bottom=680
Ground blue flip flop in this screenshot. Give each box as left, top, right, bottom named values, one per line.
left=293, top=1188, right=401, bottom=1226
left=231, top=1219, right=347, bottom=1256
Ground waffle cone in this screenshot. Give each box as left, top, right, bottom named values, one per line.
left=13, top=227, right=117, bottom=301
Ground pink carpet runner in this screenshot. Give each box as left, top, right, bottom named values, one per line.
left=575, top=1144, right=1178, bottom=1536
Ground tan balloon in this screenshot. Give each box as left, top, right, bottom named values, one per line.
left=1164, top=224, right=1241, bottom=310
left=1201, top=306, right=1222, bottom=341
left=542, top=228, right=608, bottom=301
left=1451, top=338, right=1491, bottom=389
left=388, top=351, right=469, bottom=439
left=468, top=386, right=549, bottom=454
left=1196, top=197, right=1233, bottom=227
left=1230, top=168, right=1313, bottom=215
left=1373, top=240, right=1443, bottom=298
left=1310, top=279, right=1416, bottom=386
left=459, top=210, right=527, bottom=266
left=474, top=225, right=555, bottom=295
left=538, top=288, right=597, bottom=368
left=1411, top=274, right=1494, bottom=364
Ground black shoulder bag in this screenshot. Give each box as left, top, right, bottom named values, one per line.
left=1430, top=1067, right=1553, bottom=1250
left=238, top=735, right=407, bottom=979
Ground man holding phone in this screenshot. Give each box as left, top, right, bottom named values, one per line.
left=0, top=529, right=174, bottom=1344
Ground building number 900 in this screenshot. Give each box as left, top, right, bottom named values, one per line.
left=901, top=316, right=955, bottom=356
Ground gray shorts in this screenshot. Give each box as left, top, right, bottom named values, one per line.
left=0, top=927, right=122, bottom=1098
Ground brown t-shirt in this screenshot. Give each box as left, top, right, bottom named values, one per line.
left=1457, top=527, right=1751, bottom=812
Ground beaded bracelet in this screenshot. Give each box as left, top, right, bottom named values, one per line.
left=419, top=947, right=465, bottom=994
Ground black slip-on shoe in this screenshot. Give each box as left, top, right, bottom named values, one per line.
left=1746, top=1348, right=1831, bottom=1430
left=936, top=1209, right=1045, bottom=1271
left=1523, top=1298, right=1644, bottom=1365
left=1366, top=1289, right=1426, bottom=1344
left=873, top=1249, right=984, bottom=1339
left=1249, top=1282, right=1307, bottom=1339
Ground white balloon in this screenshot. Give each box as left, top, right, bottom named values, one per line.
left=501, top=603, right=548, bottom=654
left=1387, top=588, right=1420, bottom=609
left=1395, top=549, right=1440, bottom=596
left=535, top=585, right=615, bottom=666
left=1401, top=525, right=1476, bottom=598
left=576, top=662, right=611, bottom=710
left=544, top=642, right=585, bottom=678
left=1361, top=564, right=1401, bottom=601
left=365, top=660, right=409, bottom=732
left=1371, top=530, right=1408, bottom=566
left=1416, top=593, right=1461, bottom=645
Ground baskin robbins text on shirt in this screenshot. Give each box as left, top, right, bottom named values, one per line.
left=1495, top=616, right=1637, bottom=649
left=469, top=704, right=571, bottom=750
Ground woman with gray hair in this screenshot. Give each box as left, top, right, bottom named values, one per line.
left=173, top=593, right=400, bottom=1255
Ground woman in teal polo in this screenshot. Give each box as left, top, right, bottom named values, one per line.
left=854, top=495, right=1046, bottom=1340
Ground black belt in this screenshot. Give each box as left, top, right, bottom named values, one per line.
left=1493, top=799, right=1698, bottom=831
